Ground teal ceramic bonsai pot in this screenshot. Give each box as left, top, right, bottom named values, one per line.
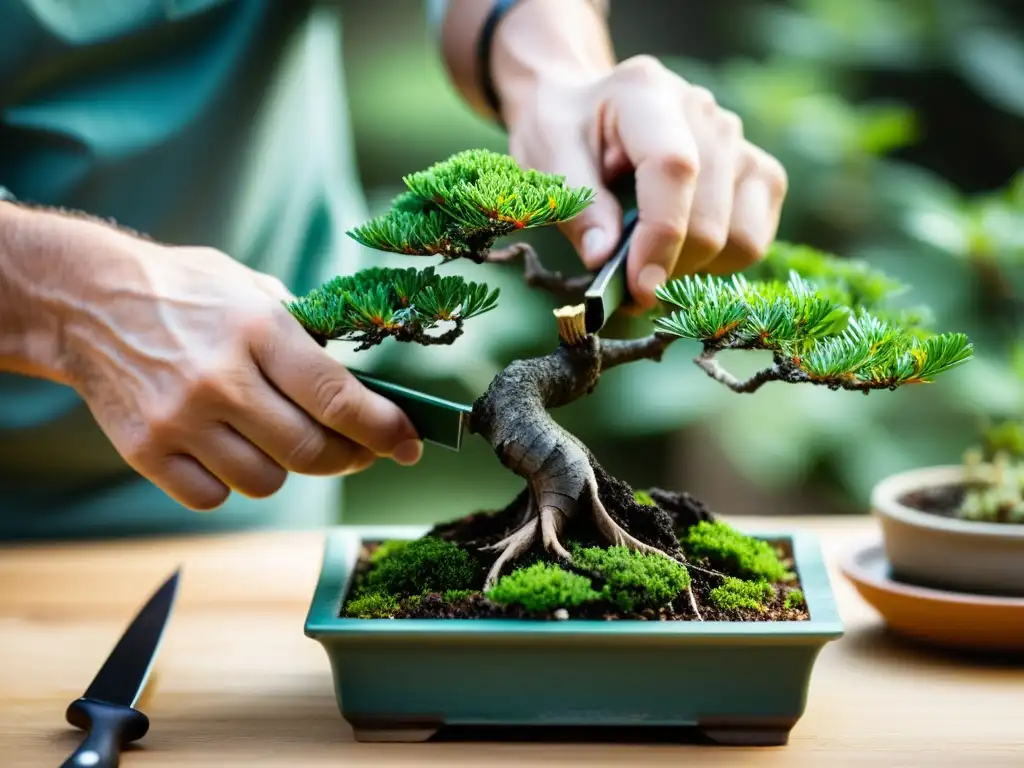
left=304, top=524, right=844, bottom=746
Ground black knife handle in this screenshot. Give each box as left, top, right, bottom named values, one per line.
left=61, top=698, right=150, bottom=768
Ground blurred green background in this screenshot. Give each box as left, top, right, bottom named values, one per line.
left=337, top=0, right=1024, bottom=525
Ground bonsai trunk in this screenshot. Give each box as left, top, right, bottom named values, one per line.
left=465, top=315, right=708, bottom=615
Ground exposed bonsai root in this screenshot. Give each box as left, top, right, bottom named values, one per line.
left=468, top=329, right=704, bottom=617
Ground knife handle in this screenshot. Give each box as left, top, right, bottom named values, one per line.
left=61, top=698, right=150, bottom=768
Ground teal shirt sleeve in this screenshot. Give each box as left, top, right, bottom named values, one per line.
left=424, top=0, right=448, bottom=33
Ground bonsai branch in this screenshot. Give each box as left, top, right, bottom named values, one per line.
left=693, top=347, right=808, bottom=393
left=600, top=332, right=679, bottom=370
left=487, top=242, right=593, bottom=303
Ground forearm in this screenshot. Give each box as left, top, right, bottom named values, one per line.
left=0, top=202, right=109, bottom=384
left=437, top=0, right=614, bottom=125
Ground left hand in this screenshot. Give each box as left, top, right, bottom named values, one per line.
left=502, top=55, right=788, bottom=309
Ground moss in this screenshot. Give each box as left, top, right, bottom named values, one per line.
left=633, top=490, right=656, bottom=507
left=710, top=577, right=774, bottom=612
left=369, top=539, right=409, bottom=565
left=363, top=536, right=478, bottom=597
left=571, top=544, right=691, bottom=612
left=683, top=521, right=793, bottom=582
left=345, top=591, right=400, bottom=618
left=487, top=562, right=602, bottom=613
left=784, top=588, right=806, bottom=610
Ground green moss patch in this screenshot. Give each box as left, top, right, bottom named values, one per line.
left=683, top=521, right=793, bottom=582
left=344, top=591, right=400, bottom=618
left=784, top=588, right=806, bottom=610
left=710, top=577, right=775, bottom=612
left=362, top=536, right=478, bottom=597
left=571, top=544, right=691, bottom=612
left=486, top=562, right=601, bottom=613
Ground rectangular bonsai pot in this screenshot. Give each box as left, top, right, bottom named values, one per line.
left=304, top=524, right=844, bottom=746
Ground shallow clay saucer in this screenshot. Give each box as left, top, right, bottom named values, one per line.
left=841, top=541, right=1024, bottom=654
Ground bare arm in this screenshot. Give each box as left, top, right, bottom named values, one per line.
left=0, top=199, right=422, bottom=510
left=0, top=200, right=82, bottom=383
left=434, top=0, right=612, bottom=126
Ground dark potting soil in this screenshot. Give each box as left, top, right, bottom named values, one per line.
left=898, top=483, right=967, bottom=518
left=342, top=534, right=810, bottom=623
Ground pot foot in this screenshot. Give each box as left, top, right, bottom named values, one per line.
left=698, top=717, right=796, bottom=746
left=347, top=716, right=441, bottom=743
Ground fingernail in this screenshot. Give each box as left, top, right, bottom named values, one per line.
left=393, top=439, right=423, bottom=466
left=638, top=264, right=667, bottom=298
left=581, top=228, right=610, bottom=265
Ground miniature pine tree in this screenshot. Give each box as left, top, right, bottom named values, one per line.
left=284, top=149, right=594, bottom=349
left=287, top=148, right=974, bottom=620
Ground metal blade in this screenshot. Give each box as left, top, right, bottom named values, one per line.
left=584, top=208, right=639, bottom=334
left=350, top=370, right=473, bottom=451
left=83, top=568, right=181, bottom=708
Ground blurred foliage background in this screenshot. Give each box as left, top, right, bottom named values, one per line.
left=336, top=0, right=1024, bottom=525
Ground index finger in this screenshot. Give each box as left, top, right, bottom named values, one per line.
left=253, top=311, right=422, bottom=465
left=613, top=80, right=701, bottom=307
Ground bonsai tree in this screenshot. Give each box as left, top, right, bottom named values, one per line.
left=286, top=149, right=974, bottom=620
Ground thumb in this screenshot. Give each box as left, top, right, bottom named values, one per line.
left=550, top=148, right=623, bottom=270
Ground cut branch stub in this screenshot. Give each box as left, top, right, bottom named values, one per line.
left=554, top=304, right=588, bottom=346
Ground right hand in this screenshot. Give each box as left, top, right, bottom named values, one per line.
left=56, top=218, right=422, bottom=511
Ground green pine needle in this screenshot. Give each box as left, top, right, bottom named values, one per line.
left=653, top=255, right=973, bottom=391
left=286, top=266, right=499, bottom=350
left=345, top=149, right=594, bottom=262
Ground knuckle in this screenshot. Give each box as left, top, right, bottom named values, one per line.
left=762, top=155, right=789, bottom=197
left=644, top=219, right=689, bottom=246
left=689, top=85, right=718, bottom=112
left=654, top=151, right=700, bottom=185
left=285, top=428, right=330, bottom=473
left=315, top=373, right=361, bottom=427
left=687, top=223, right=729, bottom=257
left=719, top=109, right=744, bottom=138
left=727, top=235, right=767, bottom=267
left=618, top=54, right=668, bottom=83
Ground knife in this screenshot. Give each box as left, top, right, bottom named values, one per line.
left=61, top=568, right=181, bottom=768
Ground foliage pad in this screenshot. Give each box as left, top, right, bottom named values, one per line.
left=285, top=265, right=498, bottom=349
left=654, top=243, right=973, bottom=392
left=347, top=149, right=594, bottom=262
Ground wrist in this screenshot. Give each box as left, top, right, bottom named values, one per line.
left=489, top=0, right=615, bottom=127
left=0, top=203, right=135, bottom=385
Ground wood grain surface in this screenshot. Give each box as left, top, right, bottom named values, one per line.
left=2, top=516, right=1022, bottom=767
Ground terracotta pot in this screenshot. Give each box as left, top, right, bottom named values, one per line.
left=871, top=464, right=1024, bottom=597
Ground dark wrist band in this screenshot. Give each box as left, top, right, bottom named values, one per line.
left=476, top=0, right=522, bottom=128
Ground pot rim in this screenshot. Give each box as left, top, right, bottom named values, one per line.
left=871, top=464, right=1024, bottom=539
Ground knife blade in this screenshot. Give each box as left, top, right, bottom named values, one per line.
left=61, top=568, right=181, bottom=768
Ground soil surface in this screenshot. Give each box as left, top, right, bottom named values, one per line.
left=341, top=487, right=810, bottom=623
left=898, top=483, right=968, bottom=518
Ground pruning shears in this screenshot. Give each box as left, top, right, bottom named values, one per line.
left=351, top=180, right=639, bottom=451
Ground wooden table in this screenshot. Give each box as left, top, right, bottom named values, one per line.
left=2, top=516, right=1022, bottom=767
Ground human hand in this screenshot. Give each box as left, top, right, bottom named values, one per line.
left=53, top=219, right=422, bottom=511
left=500, top=54, right=788, bottom=309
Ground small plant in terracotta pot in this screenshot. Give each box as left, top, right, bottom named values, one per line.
left=293, top=149, right=973, bottom=744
